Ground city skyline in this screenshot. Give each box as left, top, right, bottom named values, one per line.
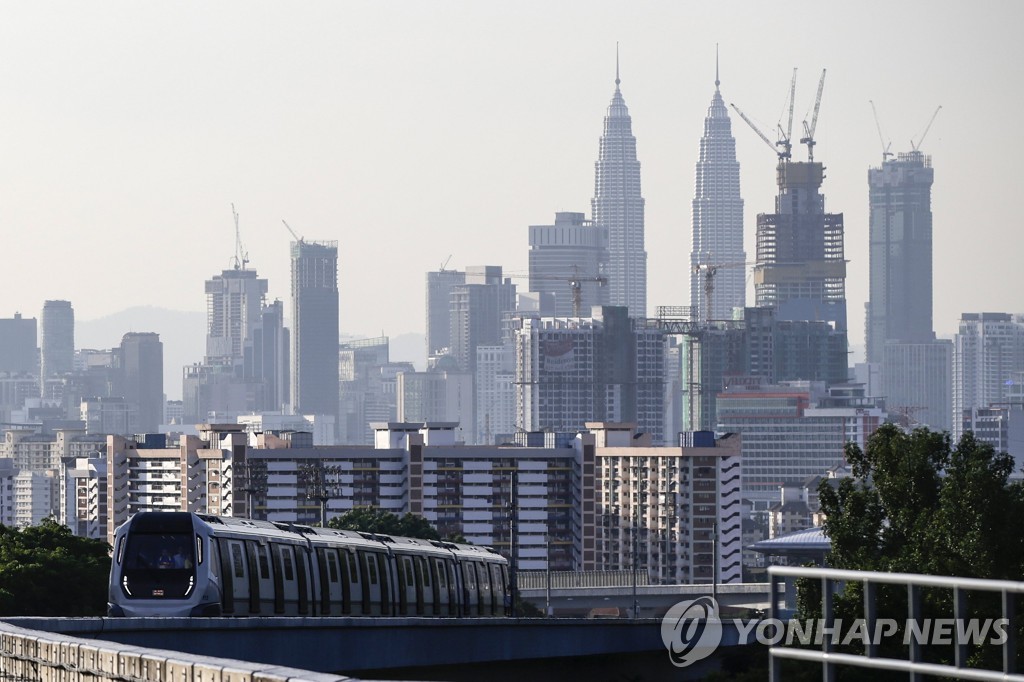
left=0, top=2, right=1021, bottom=361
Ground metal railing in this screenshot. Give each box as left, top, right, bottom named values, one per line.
left=516, top=570, right=650, bottom=590
left=769, top=565, right=1024, bottom=681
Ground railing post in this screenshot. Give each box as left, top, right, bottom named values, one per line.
left=908, top=583, right=922, bottom=682
left=769, top=571, right=782, bottom=682
left=864, top=580, right=878, bottom=659
left=953, top=586, right=967, bottom=668
left=823, top=576, right=836, bottom=682
left=1004, top=589, right=1017, bottom=674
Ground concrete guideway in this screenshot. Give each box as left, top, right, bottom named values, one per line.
left=2, top=616, right=759, bottom=676
left=0, top=620, right=358, bottom=682
left=519, top=581, right=773, bottom=617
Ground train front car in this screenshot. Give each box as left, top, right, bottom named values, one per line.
left=108, top=512, right=219, bottom=617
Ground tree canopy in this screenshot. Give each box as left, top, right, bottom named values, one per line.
left=326, top=508, right=441, bottom=541
left=819, top=423, right=1024, bottom=579
left=0, top=519, right=111, bottom=616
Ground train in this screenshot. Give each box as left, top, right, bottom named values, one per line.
left=108, top=512, right=510, bottom=617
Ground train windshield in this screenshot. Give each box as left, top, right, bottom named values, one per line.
left=121, top=532, right=196, bottom=599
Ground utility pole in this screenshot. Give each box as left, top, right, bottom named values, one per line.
left=545, top=534, right=552, bottom=617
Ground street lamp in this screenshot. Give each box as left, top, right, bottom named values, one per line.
left=299, top=462, right=343, bottom=526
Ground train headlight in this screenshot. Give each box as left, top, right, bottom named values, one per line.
left=122, top=575, right=132, bottom=596
left=184, top=575, right=195, bottom=597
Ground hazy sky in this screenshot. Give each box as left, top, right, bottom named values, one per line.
left=2, top=2, right=1022, bottom=360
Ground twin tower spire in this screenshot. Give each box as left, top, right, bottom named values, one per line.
left=590, top=46, right=743, bottom=321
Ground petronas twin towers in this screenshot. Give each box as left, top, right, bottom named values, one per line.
left=588, top=56, right=743, bottom=320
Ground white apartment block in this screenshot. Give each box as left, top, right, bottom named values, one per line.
left=953, top=313, right=1024, bottom=439
left=474, top=344, right=516, bottom=445
left=61, top=456, right=107, bottom=539
left=14, top=469, right=56, bottom=527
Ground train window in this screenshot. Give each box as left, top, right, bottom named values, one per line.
left=367, top=554, right=378, bottom=583
left=464, top=562, right=476, bottom=590
left=327, top=552, right=339, bottom=583
left=231, top=543, right=245, bottom=579
left=195, top=534, right=203, bottom=565
left=283, top=550, right=295, bottom=581
left=435, top=559, right=447, bottom=589
left=257, top=545, right=270, bottom=579
left=419, top=557, right=430, bottom=588
left=402, top=556, right=414, bottom=587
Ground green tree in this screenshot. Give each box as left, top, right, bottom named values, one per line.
left=327, top=508, right=441, bottom=541
left=804, top=424, right=1024, bottom=675
left=0, top=519, right=111, bottom=616
left=819, top=424, right=1024, bottom=579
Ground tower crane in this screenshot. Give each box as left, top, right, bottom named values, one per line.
left=730, top=102, right=780, bottom=158
left=504, top=269, right=608, bottom=317
left=231, top=203, right=249, bottom=270
left=693, top=261, right=755, bottom=325
left=799, top=69, right=827, bottom=162
left=911, top=105, right=942, bottom=152
left=778, top=67, right=798, bottom=161
left=869, top=100, right=893, bottom=161
left=282, top=219, right=303, bottom=243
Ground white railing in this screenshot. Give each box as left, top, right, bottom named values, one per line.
left=769, top=565, right=1024, bottom=682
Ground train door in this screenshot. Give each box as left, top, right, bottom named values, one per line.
left=491, top=562, right=507, bottom=616
left=460, top=560, right=479, bottom=616
left=217, top=538, right=250, bottom=615
left=416, top=556, right=431, bottom=615
left=476, top=562, right=493, bottom=616
left=340, top=549, right=360, bottom=615
left=244, top=540, right=261, bottom=614
left=318, top=549, right=343, bottom=616
left=377, top=552, right=394, bottom=616
left=278, top=544, right=299, bottom=615
left=359, top=550, right=382, bottom=615
left=432, top=557, right=450, bottom=615
left=395, top=554, right=416, bottom=615
left=252, top=542, right=274, bottom=614
left=295, top=547, right=311, bottom=615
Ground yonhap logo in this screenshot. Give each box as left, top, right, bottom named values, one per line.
left=660, top=596, right=723, bottom=668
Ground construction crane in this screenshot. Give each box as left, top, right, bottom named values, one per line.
left=693, top=261, right=754, bottom=325
left=730, top=102, right=781, bottom=158
left=778, top=67, right=798, bottom=161
left=439, top=254, right=453, bottom=272
left=799, top=69, right=827, bottom=162
left=231, top=203, right=249, bottom=270
left=911, top=105, right=942, bottom=152
left=504, top=269, right=608, bottom=317
left=869, top=100, right=893, bottom=161
left=282, top=219, right=302, bottom=243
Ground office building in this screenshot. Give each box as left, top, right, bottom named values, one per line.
left=397, top=371, right=474, bottom=443
left=866, top=151, right=936, bottom=361
left=449, top=266, right=516, bottom=374
left=690, top=66, right=745, bottom=323
left=881, top=340, right=952, bottom=433
left=592, top=62, right=646, bottom=318
left=528, top=211, right=608, bottom=317
left=205, top=267, right=268, bottom=361
left=475, top=344, right=516, bottom=445
left=962, top=405, right=1024, bottom=472
left=0, top=313, right=37, bottom=375
left=117, top=332, right=163, bottom=433
left=290, top=239, right=340, bottom=420
left=40, top=300, right=74, bottom=384
left=426, top=269, right=465, bottom=359
left=717, top=382, right=884, bottom=510
left=952, top=313, right=1024, bottom=439
left=515, top=306, right=666, bottom=443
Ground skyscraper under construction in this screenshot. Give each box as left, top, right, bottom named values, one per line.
left=753, top=160, right=847, bottom=332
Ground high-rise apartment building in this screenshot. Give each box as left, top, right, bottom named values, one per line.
left=953, top=313, right=1024, bottom=439
left=117, top=332, right=163, bottom=433
left=528, top=212, right=608, bottom=317
left=592, top=63, right=646, bottom=318
left=690, top=69, right=745, bottom=322
left=754, top=161, right=847, bottom=332
left=40, top=300, right=74, bottom=384
left=425, top=268, right=465, bottom=359
left=515, top=306, right=666, bottom=443
left=205, top=267, right=268, bottom=361
left=290, top=239, right=340, bottom=420
left=866, top=151, right=935, bottom=362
